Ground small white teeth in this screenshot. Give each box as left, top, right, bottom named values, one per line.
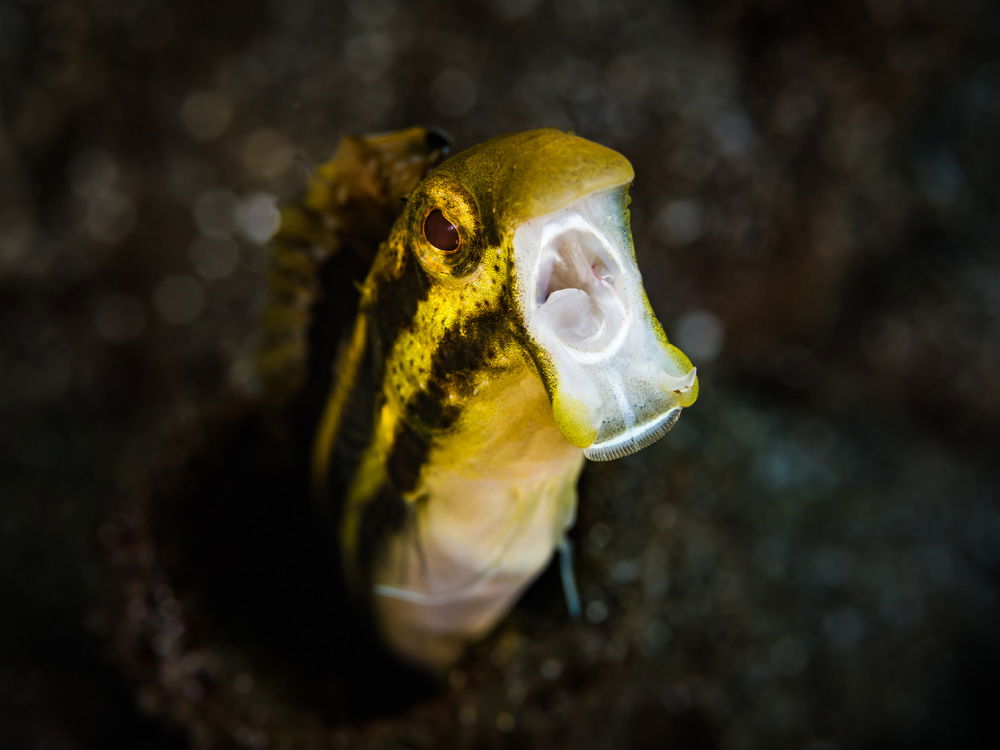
left=583, top=407, right=683, bottom=461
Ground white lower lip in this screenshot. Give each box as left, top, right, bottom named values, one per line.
left=582, top=407, right=683, bottom=461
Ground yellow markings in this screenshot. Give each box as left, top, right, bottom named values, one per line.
left=642, top=290, right=700, bottom=409
left=663, top=342, right=699, bottom=408
left=347, top=401, right=399, bottom=505
left=550, top=390, right=600, bottom=449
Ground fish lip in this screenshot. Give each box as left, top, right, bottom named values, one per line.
left=582, top=406, right=682, bottom=461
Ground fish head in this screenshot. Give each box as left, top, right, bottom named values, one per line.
left=369, top=128, right=698, bottom=457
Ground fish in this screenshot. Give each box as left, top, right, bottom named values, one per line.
left=271, top=128, right=698, bottom=670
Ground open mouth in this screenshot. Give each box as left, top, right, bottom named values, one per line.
left=533, top=220, right=628, bottom=357
left=515, top=187, right=697, bottom=460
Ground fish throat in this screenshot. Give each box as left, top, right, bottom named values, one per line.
left=319, top=255, right=582, bottom=668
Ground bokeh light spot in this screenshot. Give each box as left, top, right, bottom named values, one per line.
left=675, top=309, right=725, bottom=362
left=237, top=193, right=281, bottom=244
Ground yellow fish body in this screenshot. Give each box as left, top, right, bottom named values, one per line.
left=271, top=128, right=697, bottom=670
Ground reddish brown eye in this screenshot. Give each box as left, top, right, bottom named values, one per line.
left=423, top=209, right=460, bottom=253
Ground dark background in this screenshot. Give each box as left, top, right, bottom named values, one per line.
left=2, top=0, right=999, bottom=747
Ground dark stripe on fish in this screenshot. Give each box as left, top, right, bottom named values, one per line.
left=402, top=307, right=512, bottom=433
left=318, top=322, right=381, bottom=513
left=370, top=251, right=430, bottom=364
left=356, top=483, right=415, bottom=592
left=386, top=419, right=430, bottom=495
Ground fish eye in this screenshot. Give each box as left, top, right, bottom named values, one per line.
left=423, top=209, right=460, bottom=253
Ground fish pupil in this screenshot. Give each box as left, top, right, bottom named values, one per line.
left=423, top=209, right=460, bottom=252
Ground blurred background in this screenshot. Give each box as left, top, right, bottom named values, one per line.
left=2, top=0, right=999, bottom=747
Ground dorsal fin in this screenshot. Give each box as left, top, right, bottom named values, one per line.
left=258, top=127, right=450, bottom=416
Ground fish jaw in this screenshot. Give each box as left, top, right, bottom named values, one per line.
left=514, top=185, right=698, bottom=460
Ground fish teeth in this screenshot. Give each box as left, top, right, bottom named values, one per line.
left=583, top=407, right=684, bottom=461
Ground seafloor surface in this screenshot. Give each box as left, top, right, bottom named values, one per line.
left=2, top=1, right=998, bottom=748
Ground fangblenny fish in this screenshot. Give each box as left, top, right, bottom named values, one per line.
left=265, top=128, right=698, bottom=670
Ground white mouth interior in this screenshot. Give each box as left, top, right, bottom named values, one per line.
left=514, top=187, right=696, bottom=459
left=534, top=223, right=628, bottom=355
